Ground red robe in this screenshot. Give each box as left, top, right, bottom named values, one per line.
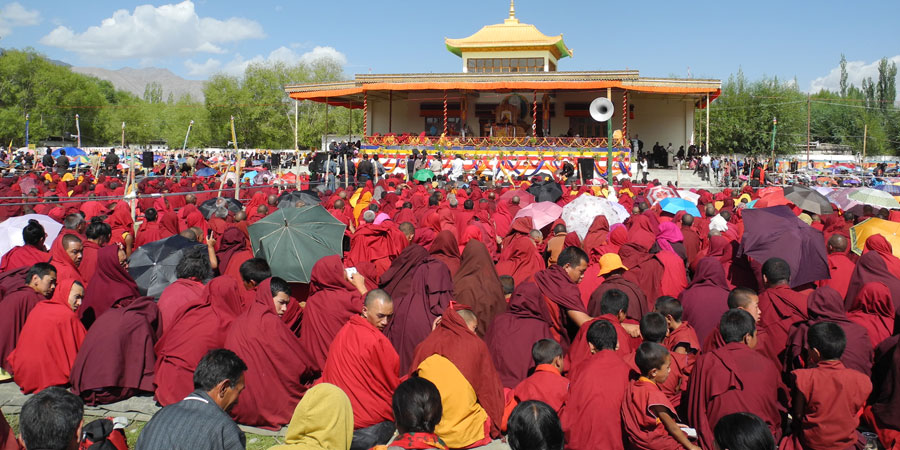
left=783, top=360, right=871, bottom=450
left=621, top=378, right=683, bottom=450
left=297, top=255, right=363, bottom=376
left=625, top=349, right=685, bottom=409
left=0, top=273, right=45, bottom=374
left=346, top=223, right=408, bottom=281
left=134, top=221, right=164, bottom=249
left=157, top=278, right=206, bottom=335
left=561, top=350, right=630, bottom=450
left=816, top=252, right=855, bottom=299
left=78, top=240, right=102, bottom=284
left=686, top=342, right=783, bottom=449
left=0, top=244, right=49, bottom=272
left=847, top=282, right=895, bottom=348
left=757, top=284, right=811, bottom=370
left=48, top=232, right=84, bottom=285
left=225, top=279, right=307, bottom=430
left=508, top=364, right=568, bottom=415
left=567, top=316, right=632, bottom=381
left=0, top=407, right=17, bottom=450
left=587, top=274, right=648, bottom=321
left=321, top=315, right=400, bottom=429
left=7, top=279, right=86, bottom=394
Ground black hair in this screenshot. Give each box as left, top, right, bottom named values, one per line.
left=556, top=246, right=588, bottom=268
left=23, top=219, right=45, bottom=246
left=720, top=309, right=756, bottom=344
left=713, top=412, right=776, bottom=450
left=239, top=258, right=271, bottom=284
left=808, top=321, right=846, bottom=360
left=531, top=339, right=563, bottom=365
left=507, top=400, right=564, bottom=450
left=654, top=296, right=682, bottom=321
left=639, top=312, right=669, bottom=344
left=85, top=217, right=112, bottom=241
left=499, top=275, right=516, bottom=295
left=599, top=289, right=629, bottom=316
left=463, top=199, right=474, bottom=210
left=26, top=262, right=57, bottom=284
left=586, top=319, right=618, bottom=351
left=193, top=348, right=247, bottom=391
left=428, top=195, right=440, bottom=206
left=61, top=233, right=82, bottom=249
left=634, top=342, right=670, bottom=376
left=392, top=376, right=443, bottom=434
left=270, top=276, right=290, bottom=296
left=727, top=287, right=757, bottom=309
left=145, top=207, right=158, bottom=222
left=175, top=246, right=212, bottom=280
left=762, top=257, right=791, bottom=285
left=20, top=386, right=84, bottom=450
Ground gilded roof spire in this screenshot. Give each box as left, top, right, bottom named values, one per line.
left=505, top=0, right=519, bottom=24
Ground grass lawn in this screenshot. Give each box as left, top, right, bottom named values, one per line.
left=3, top=412, right=283, bottom=449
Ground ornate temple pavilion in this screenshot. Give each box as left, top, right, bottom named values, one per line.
left=285, top=1, right=720, bottom=179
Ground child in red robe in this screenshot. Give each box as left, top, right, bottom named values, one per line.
left=655, top=297, right=699, bottom=392
left=622, top=342, right=699, bottom=450
left=567, top=289, right=635, bottom=380
left=626, top=312, right=685, bottom=409
left=502, top=339, right=568, bottom=431
left=782, top=322, right=872, bottom=450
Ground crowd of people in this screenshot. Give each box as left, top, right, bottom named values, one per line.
left=0, top=155, right=899, bottom=450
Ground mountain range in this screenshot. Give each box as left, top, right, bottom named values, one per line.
left=72, top=66, right=207, bottom=102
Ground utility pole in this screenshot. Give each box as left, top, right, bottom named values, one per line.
left=770, top=117, right=777, bottom=172
left=862, top=124, right=868, bottom=172
left=24, top=113, right=29, bottom=148
left=806, top=94, right=811, bottom=169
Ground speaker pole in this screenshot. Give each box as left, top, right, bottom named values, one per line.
left=606, top=88, right=613, bottom=186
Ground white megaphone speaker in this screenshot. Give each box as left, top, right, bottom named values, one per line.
left=589, top=97, right=614, bottom=123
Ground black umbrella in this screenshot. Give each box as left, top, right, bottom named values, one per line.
left=783, top=186, right=834, bottom=215
left=738, top=206, right=828, bottom=288
left=128, top=235, right=204, bottom=298
left=199, top=197, right=243, bottom=219
left=277, top=190, right=321, bottom=209
left=527, top=180, right=564, bottom=203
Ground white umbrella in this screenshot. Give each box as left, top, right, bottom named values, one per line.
left=676, top=190, right=700, bottom=205
left=0, top=214, right=63, bottom=258
left=562, top=195, right=629, bottom=241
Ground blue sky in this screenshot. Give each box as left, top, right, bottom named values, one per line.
left=1, top=0, right=898, bottom=92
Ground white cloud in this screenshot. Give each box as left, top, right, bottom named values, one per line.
left=0, top=2, right=41, bottom=36
left=185, top=45, right=347, bottom=78
left=810, top=55, right=900, bottom=93
left=39, top=1, right=264, bottom=62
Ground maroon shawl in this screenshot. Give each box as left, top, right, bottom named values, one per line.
left=80, top=245, right=140, bottom=329
left=428, top=230, right=462, bottom=276
left=484, top=283, right=554, bottom=388
left=0, top=268, right=44, bottom=373
left=845, top=250, right=900, bottom=312
left=678, top=257, right=731, bottom=345
left=409, top=307, right=505, bottom=438
left=581, top=215, right=610, bottom=253
left=587, top=273, right=648, bottom=320
left=70, top=296, right=161, bottom=405
left=618, top=230, right=665, bottom=304
left=216, top=227, right=247, bottom=276
left=848, top=282, right=895, bottom=348
left=453, top=240, right=507, bottom=337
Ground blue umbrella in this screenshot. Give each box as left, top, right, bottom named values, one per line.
left=874, top=184, right=900, bottom=195
left=195, top=167, right=217, bottom=177
left=51, top=147, right=86, bottom=157
left=659, top=197, right=701, bottom=217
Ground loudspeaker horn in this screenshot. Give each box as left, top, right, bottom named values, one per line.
left=589, top=97, right=614, bottom=123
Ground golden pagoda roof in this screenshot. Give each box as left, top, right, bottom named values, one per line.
left=445, top=1, right=572, bottom=59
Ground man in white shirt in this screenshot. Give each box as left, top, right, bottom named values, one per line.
left=701, top=153, right=712, bottom=182
left=449, top=155, right=464, bottom=181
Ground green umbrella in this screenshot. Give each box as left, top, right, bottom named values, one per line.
left=413, top=169, right=436, bottom=182
left=248, top=205, right=346, bottom=283
left=848, top=187, right=900, bottom=210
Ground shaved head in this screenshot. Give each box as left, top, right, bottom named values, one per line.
left=457, top=309, right=478, bottom=334
left=363, top=289, right=393, bottom=331
left=828, top=234, right=848, bottom=253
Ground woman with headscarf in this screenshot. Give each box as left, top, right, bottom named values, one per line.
left=298, top=256, right=366, bottom=377
left=7, top=279, right=86, bottom=394
left=454, top=240, right=507, bottom=337
left=69, top=296, right=161, bottom=405
left=226, top=278, right=308, bottom=430
left=270, top=383, right=353, bottom=450
left=847, top=282, right=895, bottom=348
left=429, top=231, right=462, bottom=277
left=153, top=276, right=245, bottom=406
left=678, top=257, right=731, bottom=345
left=785, top=287, right=873, bottom=376
left=79, top=245, right=139, bottom=329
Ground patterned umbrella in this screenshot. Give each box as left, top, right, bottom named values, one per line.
left=848, top=187, right=900, bottom=209
left=562, top=194, right=628, bottom=240
left=645, top=185, right=678, bottom=205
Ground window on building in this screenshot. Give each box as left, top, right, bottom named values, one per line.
left=425, top=117, right=461, bottom=136
left=568, top=117, right=607, bottom=139
left=467, top=58, right=545, bottom=73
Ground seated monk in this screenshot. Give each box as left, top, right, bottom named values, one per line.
left=624, top=312, right=686, bottom=410
left=153, top=276, right=245, bottom=406
left=322, top=289, right=401, bottom=449
left=346, top=217, right=408, bottom=281
left=454, top=240, right=507, bottom=337
left=225, top=277, right=306, bottom=430
left=157, top=246, right=210, bottom=334
left=588, top=253, right=647, bottom=320
left=216, top=227, right=253, bottom=287
left=815, top=234, right=855, bottom=298
left=8, top=278, right=86, bottom=394
left=48, top=232, right=84, bottom=285
left=134, top=207, right=164, bottom=249
left=686, top=309, right=783, bottom=449
left=756, top=257, right=811, bottom=371
left=702, top=287, right=765, bottom=352
left=568, top=289, right=637, bottom=379
left=501, top=339, right=568, bottom=431
left=380, top=243, right=453, bottom=371
left=0, top=219, right=50, bottom=271
left=0, top=264, right=56, bottom=377
left=79, top=244, right=139, bottom=329
left=79, top=218, right=111, bottom=283
left=485, top=283, right=555, bottom=389
left=561, top=319, right=631, bottom=450
left=864, top=334, right=900, bottom=449
left=530, top=247, right=593, bottom=349
left=298, top=255, right=368, bottom=378
left=69, top=296, right=160, bottom=405
left=237, top=258, right=271, bottom=308
left=410, top=308, right=504, bottom=449
left=495, top=218, right=544, bottom=286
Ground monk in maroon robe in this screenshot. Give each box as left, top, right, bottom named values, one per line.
left=532, top=247, right=592, bottom=349
left=679, top=257, right=731, bottom=345
left=79, top=245, right=139, bottom=329
left=844, top=244, right=900, bottom=312
left=0, top=265, right=54, bottom=375
left=756, top=258, right=811, bottom=371
left=568, top=289, right=635, bottom=379
left=847, top=282, right=895, bottom=348
left=864, top=335, right=900, bottom=448
left=0, top=220, right=50, bottom=272
left=686, top=309, right=783, bottom=449
left=454, top=240, right=507, bottom=337
left=618, top=229, right=666, bottom=304
left=679, top=213, right=702, bottom=267
left=588, top=254, right=648, bottom=320
left=225, top=278, right=307, bottom=430
left=346, top=221, right=408, bottom=281
left=48, top=232, right=83, bottom=285
left=380, top=244, right=453, bottom=370
left=297, top=255, right=366, bottom=377
left=561, top=319, right=630, bottom=450
left=428, top=230, right=462, bottom=277
left=815, top=234, right=855, bottom=299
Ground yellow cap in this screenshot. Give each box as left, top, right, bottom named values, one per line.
left=598, top=253, right=628, bottom=276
